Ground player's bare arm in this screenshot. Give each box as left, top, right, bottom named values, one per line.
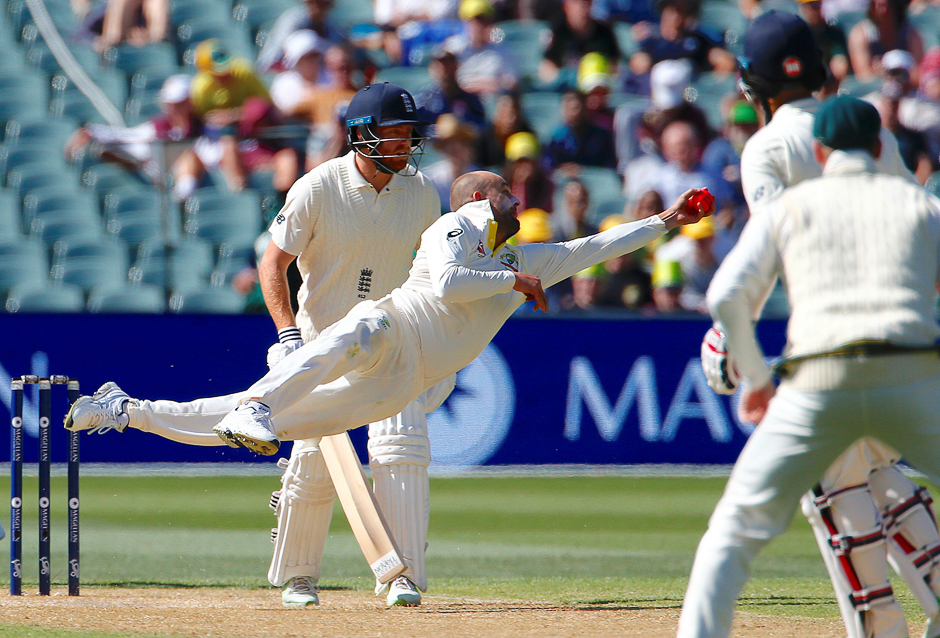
left=259, top=242, right=299, bottom=331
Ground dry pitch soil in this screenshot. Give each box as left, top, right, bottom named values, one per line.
left=0, top=586, right=872, bottom=637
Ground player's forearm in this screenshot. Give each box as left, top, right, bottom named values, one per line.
left=259, top=252, right=297, bottom=331
left=433, top=264, right=515, bottom=302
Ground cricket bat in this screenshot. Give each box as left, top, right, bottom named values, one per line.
left=319, top=432, right=407, bottom=584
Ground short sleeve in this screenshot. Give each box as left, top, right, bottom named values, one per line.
left=268, top=173, right=321, bottom=256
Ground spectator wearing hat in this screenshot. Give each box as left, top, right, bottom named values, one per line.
left=442, top=0, right=519, bottom=96
left=540, top=0, right=621, bottom=89
left=474, top=91, right=536, bottom=168
left=630, top=0, right=736, bottom=76
left=652, top=213, right=717, bottom=313
left=866, top=52, right=938, bottom=183
left=650, top=258, right=684, bottom=312
left=615, top=59, right=711, bottom=175
left=848, top=0, right=924, bottom=82
left=255, top=0, right=349, bottom=74
left=191, top=39, right=300, bottom=194
left=543, top=90, right=618, bottom=172
left=423, top=114, right=482, bottom=210
left=270, top=30, right=329, bottom=119
left=503, top=131, right=555, bottom=211
left=414, top=48, right=488, bottom=129
left=864, top=49, right=940, bottom=171
left=64, top=74, right=204, bottom=200
left=578, top=52, right=616, bottom=133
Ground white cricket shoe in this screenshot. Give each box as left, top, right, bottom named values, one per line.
left=282, top=576, right=319, bottom=608
left=213, top=400, right=280, bottom=455
left=925, top=610, right=940, bottom=638
left=64, top=382, right=133, bottom=433
left=386, top=576, right=421, bottom=607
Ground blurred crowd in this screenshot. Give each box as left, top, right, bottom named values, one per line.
left=63, top=0, right=940, bottom=315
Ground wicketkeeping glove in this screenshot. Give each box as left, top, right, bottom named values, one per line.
left=267, top=326, right=304, bottom=369
left=701, top=326, right=739, bottom=395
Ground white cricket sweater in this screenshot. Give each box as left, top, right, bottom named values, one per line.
left=392, top=200, right=668, bottom=387
left=709, top=150, right=940, bottom=389
left=270, top=151, right=440, bottom=341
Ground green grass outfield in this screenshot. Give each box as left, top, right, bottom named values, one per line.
left=0, top=471, right=935, bottom=637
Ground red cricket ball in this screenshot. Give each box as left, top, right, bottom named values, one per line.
left=688, top=188, right=714, bottom=212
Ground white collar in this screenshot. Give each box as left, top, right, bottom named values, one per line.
left=823, top=149, right=878, bottom=176
left=344, top=150, right=408, bottom=192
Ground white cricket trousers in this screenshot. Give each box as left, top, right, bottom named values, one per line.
left=130, top=299, right=425, bottom=445
left=677, top=353, right=940, bottom=638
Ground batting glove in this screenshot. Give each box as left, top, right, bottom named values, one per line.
left=267, top=326, right=304, bottom=369
left=701, top=326, right=739, bottom=395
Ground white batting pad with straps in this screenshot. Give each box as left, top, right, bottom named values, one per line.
left=802, top=483, right=908, bottom=638
left=268, top=439, right=336, bottom=587
left=869, top=465, right=940, bottom=619
left=368, top=400, right=430, bottom=593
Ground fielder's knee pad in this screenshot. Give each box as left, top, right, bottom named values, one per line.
left=368, top=401, right=430, bottom=592
left=268, top=440, right=336, bottom=587
left=869, top=465, right=940, bottom=615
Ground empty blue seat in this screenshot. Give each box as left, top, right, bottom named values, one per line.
left=7, top=165, right=75, bottom=202
left=520, top=92, right=562, bottom=143
left=0, top=238, right=48, bottom=292
left=0, top=189, right=21, bottom=237
left=51, top=237, right=130, bottom=290
left=130, top=238, right=214, bottom=290
left=5, top=116, right=78, bottom=150
left=183, top=188, right=262, bottom=245
left=84, top=164, right=149, bottom=203
left=169, top=286, right=245, bottom=313
left=22, top=187, right=99, bottom=226
left=0, top=143, right=68, bottom=185
left=5, top=283, right=85, bottom=313
left=102, top=42, right=181, bottom=77
left=87, top=284, right=165, bottom=313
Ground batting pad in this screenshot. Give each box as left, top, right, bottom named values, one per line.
left=268, top=441, right=336, bottom=587
left=870, top=465, right=940, bottom=618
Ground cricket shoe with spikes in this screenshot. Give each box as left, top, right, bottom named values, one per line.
left=213, top=400, right=280, bottom=455
left=64, top=382, right=134, bottom=434
left=386, top=576, right=421, bottom=607
left=282, top=575, right=319, bottom=608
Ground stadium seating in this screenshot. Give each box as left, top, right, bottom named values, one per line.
left=5, top=282, right=85, bottom=313
left=50, top=237, right=130, bottom=291
left=87, top=284, right=166, bottom=313
left=0, top=238, right=48, bottom=294
left=0, top=189, right=21, bottom=237
left=183, top=188, right=263, bottom=246
left=169, top=286, right=246, bottom=313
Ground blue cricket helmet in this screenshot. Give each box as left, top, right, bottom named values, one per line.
left=739, top=12, right=826, bottom=101
left=344, top=83, right=430, bottom=174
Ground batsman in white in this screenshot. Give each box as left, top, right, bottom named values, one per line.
left=696, top=12, right=940, bottom=638
left=65, top=172, right=711, bottom=566
left=258, top=82, right=451, bottom=608
left=680, top=94, right=940, bottom=637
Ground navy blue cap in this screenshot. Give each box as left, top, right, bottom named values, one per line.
left=742, top=12, right=822, bottom=87
left=344, top=83, right=428, bottom=129
left=813, top=95, right=881, bottom=151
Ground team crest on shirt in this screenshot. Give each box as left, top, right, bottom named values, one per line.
left=477, top=240, right=485, bottom=256
left=276, top=213, right=286, bottom=224
left=500, top=252, right=518, bottom=272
